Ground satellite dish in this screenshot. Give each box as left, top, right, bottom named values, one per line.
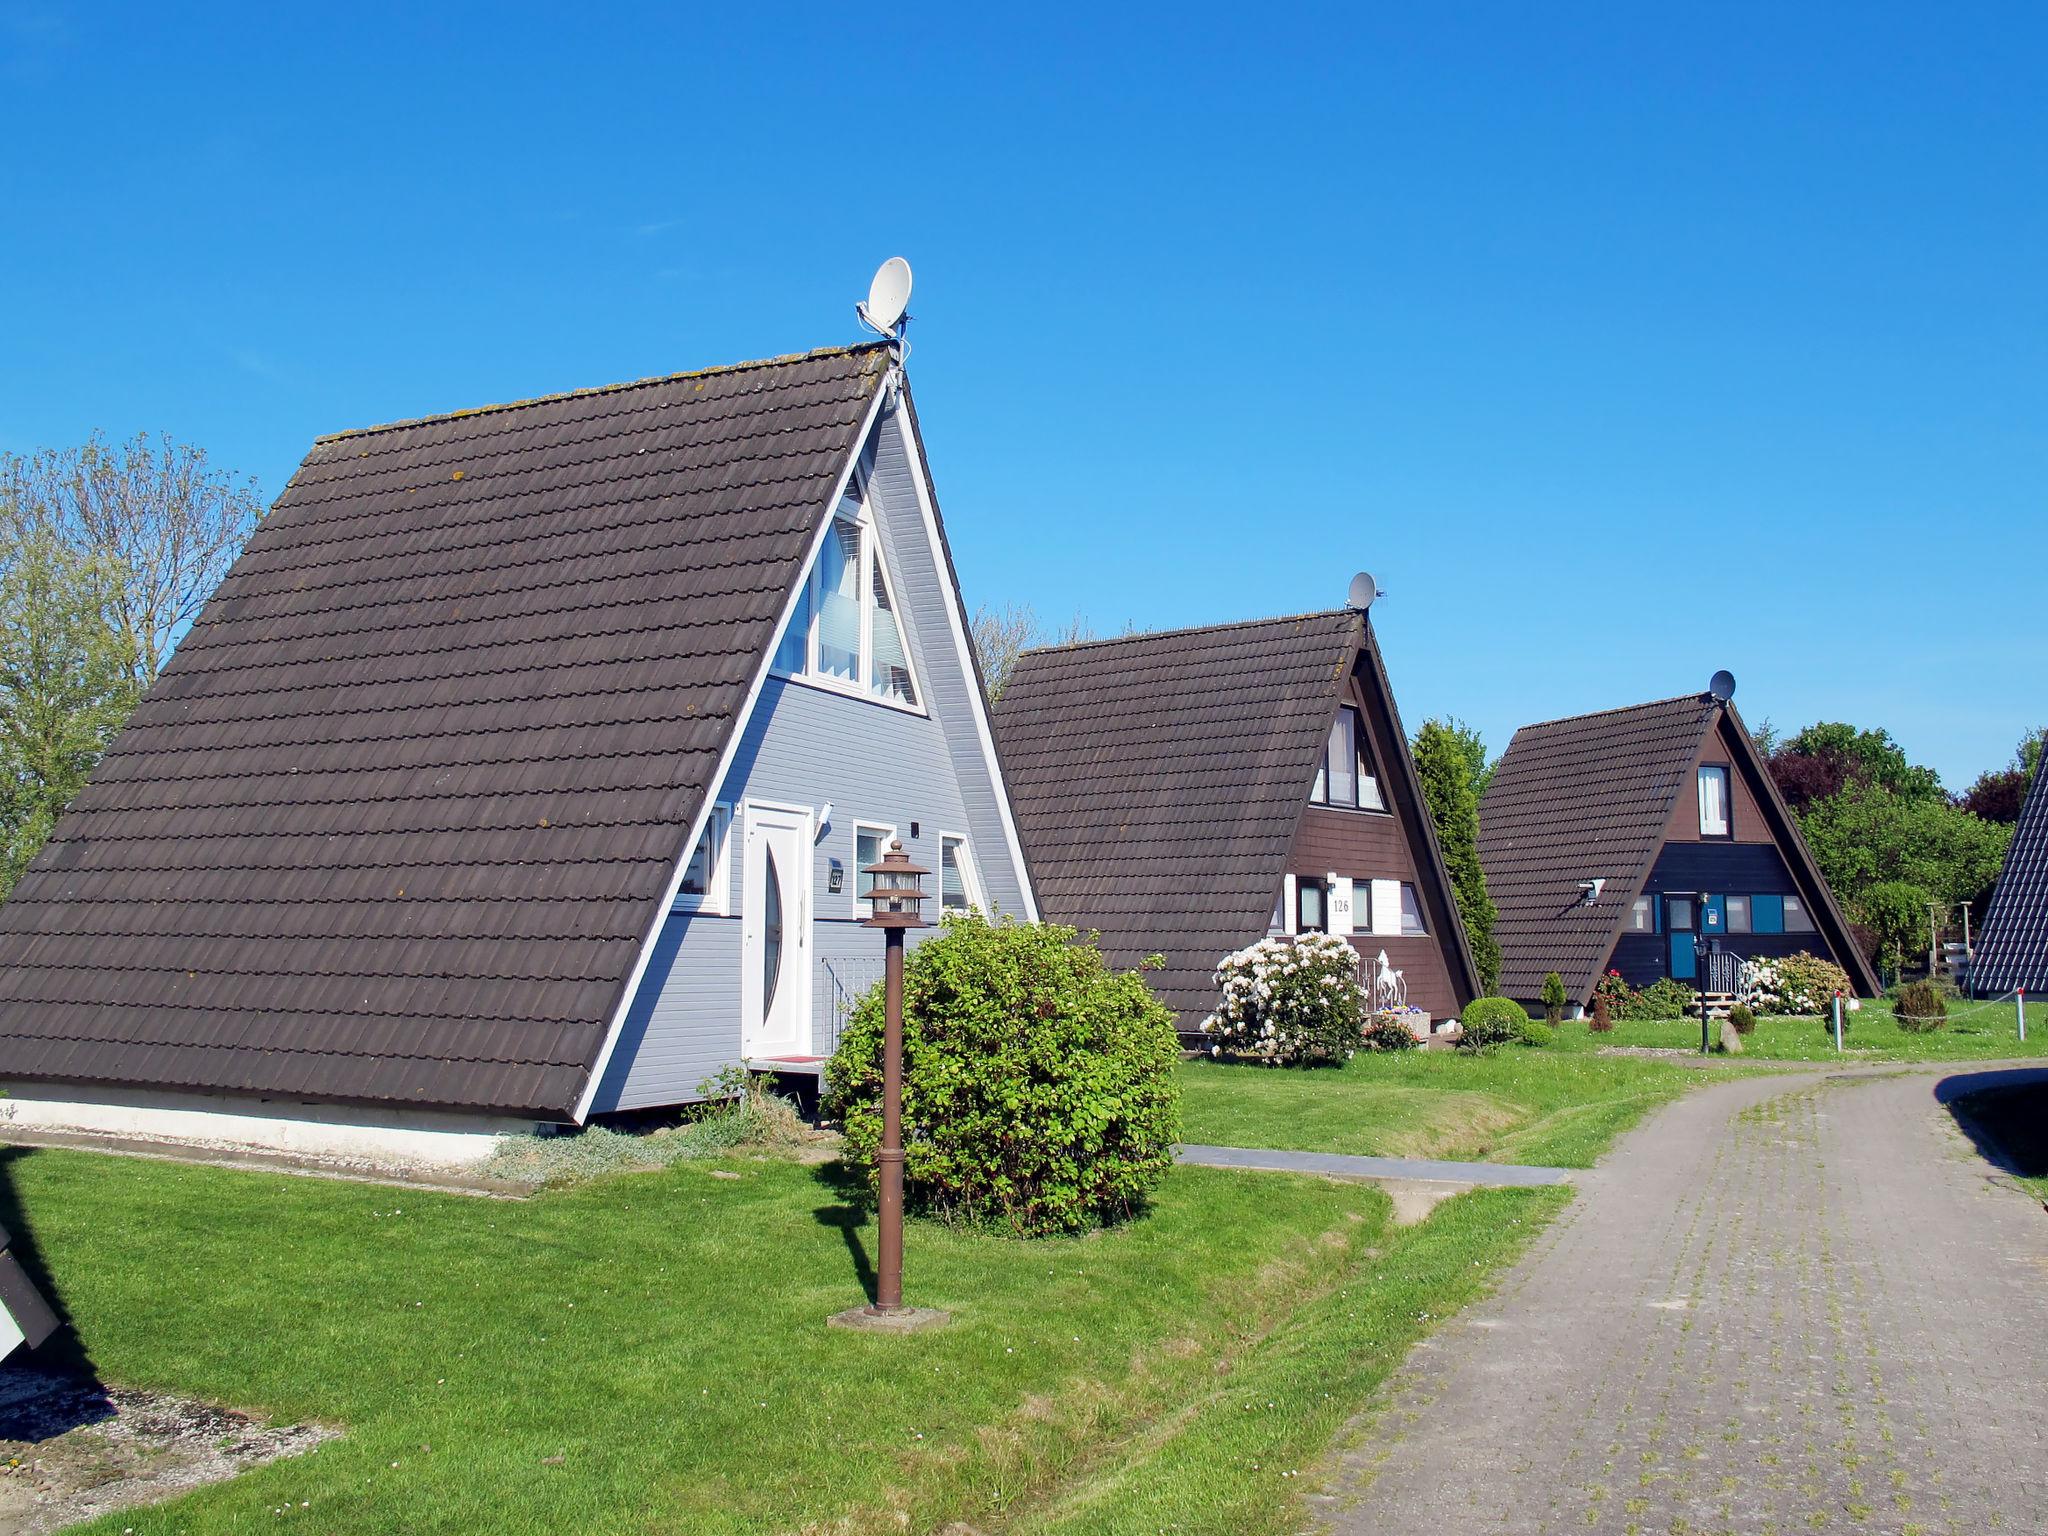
left=858, top=257, right=913, bottom=335
left=1708, top=669, right=1737, bottom=703
left=1347, top=571, right=1381, bottom=612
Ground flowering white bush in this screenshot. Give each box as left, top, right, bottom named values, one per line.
left=1741, top=952, right=1854, bottom=1016
left=1201, top=933, right=1365, bottom=1065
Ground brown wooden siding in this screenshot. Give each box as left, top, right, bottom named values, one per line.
left=1285, top=665, right=1468, bottom=1019
left=1664, top=717, right=1772, bottom=844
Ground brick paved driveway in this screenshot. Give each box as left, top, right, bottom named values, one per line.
left=1313, top=1065, right=2048, bottom=1535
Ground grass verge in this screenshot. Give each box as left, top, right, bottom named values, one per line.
left=1178, top=1047, right=1702, bottom=1167
left=1549, top=1001, right=2047, bottom=1062
left=0, top=1140, right=1555, bottom=1536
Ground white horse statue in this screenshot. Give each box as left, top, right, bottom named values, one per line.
left=1373, top=950, right=1408, bottom=1013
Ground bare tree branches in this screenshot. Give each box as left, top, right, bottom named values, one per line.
left=2, top=432, right=263, bottom=685
left=970, top=602, right=1097, bottom=701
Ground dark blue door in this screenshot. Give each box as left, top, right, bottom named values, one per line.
left=1666, top=894, right=1698, bottom=980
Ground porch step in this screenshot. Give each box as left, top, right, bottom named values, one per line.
left=1696, top=991, right=1737, bottom=1020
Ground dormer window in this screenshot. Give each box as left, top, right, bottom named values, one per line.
left=773, top=478, right=921, bottom=710
left=1698, top=764, right=1731, bottom=838
left=1312, top=707, right=1386, bottom=811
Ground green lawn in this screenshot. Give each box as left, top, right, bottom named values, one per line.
left=1177, top=1047, right=1702, bottom=1168
left=1547, top=1001, right=2048, bottom=1062
left=3, top=1143, right=1556, bottom=1536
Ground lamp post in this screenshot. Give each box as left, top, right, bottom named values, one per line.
left=829, top=840, right=949, bottom=1332
left=1697, top=890, right=1713, bottom=1055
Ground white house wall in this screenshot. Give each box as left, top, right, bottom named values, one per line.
left=586, top=398, right=1030, bottom=1114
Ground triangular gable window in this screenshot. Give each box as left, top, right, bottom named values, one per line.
left=772, top=476, right=921, bottom=710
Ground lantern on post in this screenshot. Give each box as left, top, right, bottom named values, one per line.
left=829, top=840, right=950, bottom=1332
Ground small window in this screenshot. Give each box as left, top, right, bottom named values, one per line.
left=1725, top=895, right=1751, bottom=933
left=854, top=823, right=894, bottom=905
left=1783, top=894, right=1815, bottom=933
left=1269, top=893, right=1287, bottom=934
left=1698, top=765, right=1731, bottom=837
left=1399, top=883, right=1427, bottom=937
left=1314, top=708, right=1384, bottom=812
left=1629, top=896, right=1654, bottom=932
left=1296, top=877, right=1329, bottom=933
left=1667, top=896, right=1695, bottom=931
left=676, top=805, right=732, bottom=913
left=940, top=834, right=983, bottom=913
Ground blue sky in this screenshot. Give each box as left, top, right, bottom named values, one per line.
left=3, top=3, right=2042, bottom=787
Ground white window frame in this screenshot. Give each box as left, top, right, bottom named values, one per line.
left=672, top=803, right=733, bottom=915
left=1698, top=764, right=1731, bottom=837
left=771, top=482, right=927, bottom=716
left=852, top=821, right=896, bottom=917
left=1312, top=705, right=1389, bottom=815
left=938, top=831, right=986, bottom=914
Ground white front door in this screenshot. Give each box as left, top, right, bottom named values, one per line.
left=741, top=802, right=813, bottom=1057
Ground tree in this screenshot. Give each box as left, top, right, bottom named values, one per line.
left=1957, top=727, right=2048, bottom=824
left=1768, top=721, right=1943, bottom=812
left=1798, top=779, right=2010, bottom=918
left=1419, top=715, right=1496, bottom=806
left=0, top=528, right=141, bottom=894
left=2, top=431, right=262, bottom=687
left=969, top=601, right=1094, bottom=701
left=1858, top=880, right=1935, bottom=979
left=1412, top=719, right=1500, bottom=993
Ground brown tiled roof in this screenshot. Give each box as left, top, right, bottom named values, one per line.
left=1479, top=694, right=1880, bottom=1002
left=1973, top=757, right=2048, bottom=995
left=991, top=611, right=1361, bottom=1023
left=1478, top=695, right=1716, bottom=1001
left=0, top=343, right=891, bottom=1118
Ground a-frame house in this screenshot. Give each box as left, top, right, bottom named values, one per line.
left=0, top=340, right=1033, bottom=1163
left=1972, top=760, right=2048, bottom=997
left=1479, top=678, right=1880, bottom=1010
left=991, top=590, right=1482, bottom=1034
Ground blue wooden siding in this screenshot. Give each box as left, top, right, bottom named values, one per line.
left=588, top=399, right=1030, bottom=1114
left=1603, top=841, right=1843, bottom=990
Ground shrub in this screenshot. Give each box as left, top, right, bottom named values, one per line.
left=1750, top=952, right=1853, bottom=1016
left=1892, top=978, right=1948, bottom=1033
left=825, top=915, right=1182, bottom=1237
left=1728, top=1003, right=1756, bottom=1035
left=1459, top=996, right=1529, bottom=1050
left=1592, top=970, right=1636, bottom=1017
left=1540, top=971, right=1568, bottom=1026
left=1362, top=1010, right=1421, bottom=1051
left=1625, top=977, right=1698, bottom=1020
left=486, top=1069, right=809, bottom=1187
left=1589, top=994, right=1614, bottom=1032
left=1515, top=1017, right=1555, bottom=1048
left=1202, top=933, right=1366, bottom=1066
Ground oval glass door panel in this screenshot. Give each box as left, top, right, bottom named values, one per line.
left=762, top=848, right=784, bottom=1017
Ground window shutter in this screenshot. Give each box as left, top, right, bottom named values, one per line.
left=1281, top=875, right=1298, bottom=936
left=1329, top=877, right=1355, bottom=935
left=1370, top=878, right=1402, bottom=937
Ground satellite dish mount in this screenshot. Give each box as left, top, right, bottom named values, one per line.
left=1708, top=669, right=1737, bottom=704
left=857, top=257, right=914, bottom=359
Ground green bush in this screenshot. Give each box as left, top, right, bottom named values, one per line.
left=1362, top=1010, right=1421, bottom=1051
left=825, top=915, right=1182, bottom=1237
left=1515, top=1017, right=1555, bottom=1048
left=1624, top=977, right=1698, bottom=1020
left=1728, top=1003, right=1756, bottom=1035
left=1458, top=996, right=1529, bottom=1050
left=1540, top=971, right=1568, bottom=1026
left=1892, top=978, right=1948, bottom=1033
left=1202, top=932, right=1366, bottom=1065
left=1592, top=970, right=1636, bottom=1017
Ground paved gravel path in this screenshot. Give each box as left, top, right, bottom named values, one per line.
left=1312, top=1064, right=2048, bottom=1536
left=1175, top=1144, right=1574, bottom=1187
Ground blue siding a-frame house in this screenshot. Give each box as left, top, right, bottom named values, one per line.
left=0, top=339, right=1033, bottom=1160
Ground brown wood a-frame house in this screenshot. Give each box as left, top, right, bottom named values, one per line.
left=1478, top=678, right=1880, bottom=1010
left=990, top=590, right=1481, bottom=1034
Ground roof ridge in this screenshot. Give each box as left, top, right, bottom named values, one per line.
left=314, top=341, right=890, bottom=444
left=1512, top=691, right=1714, bottom=734
left=1020, top=606, right=1358, bottom=659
